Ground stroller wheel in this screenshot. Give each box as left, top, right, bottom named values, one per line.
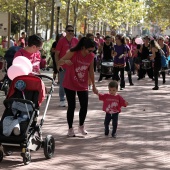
left=3, top=148, right=13, bottom=156
left=3, top=146, right=13, bottom=156
left=0, top=150, right=3, bottom=162
left=23, top=152, right=31, bottom=165
left=43, top=135, right=55, bottom=159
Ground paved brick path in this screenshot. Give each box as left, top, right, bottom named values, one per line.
left=0, top=70, right=170, bottom=170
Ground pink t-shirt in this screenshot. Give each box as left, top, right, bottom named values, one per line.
left=18, top=37, right=25, bottom=48
left=63, top=51, right=94, bottom=91
left=40, top=58, right=47, bottom=69
left=14, top=49, right=41, bottom=73
left=131, top=44, right=137, bottom=57
left=99, top=93, right=127, bottom=114
left=56, top=37, right=78, bottom=59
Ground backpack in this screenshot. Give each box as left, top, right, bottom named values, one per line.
left=160, top=49, right=168, bottom=68
left=4, top=46, right=22, bottom=69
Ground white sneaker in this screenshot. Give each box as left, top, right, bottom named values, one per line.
left=67, top=128, right=75, bottom=137
left=59, top=101, right=66, bottom=107
left=78, top=125, right=88, bottom=135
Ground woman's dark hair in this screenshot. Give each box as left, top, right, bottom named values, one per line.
left=150, top=40, right=161, bottom=50
left=108, top=80, right=118, bottom=89
left=86, top=33, right=94, bottom=38
left=105, top=35, right=111, bottom=40
left=28, top=34, right=43, bottom=47
left=65, top=25, right=74, bottom=31
left=116, top=34, right=126, bottom=45
left=70, top=37, right=95, bottom=52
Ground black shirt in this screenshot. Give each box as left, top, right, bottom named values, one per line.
left=103, top=42, right=113, bottom=61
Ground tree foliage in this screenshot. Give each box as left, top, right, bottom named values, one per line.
left=0, top=0, right=169, bottom=35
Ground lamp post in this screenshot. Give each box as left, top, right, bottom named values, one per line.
left=84, top=16, right=87, bottom=36
left=25, top=0, right=28, bottom=34
left=45, top=16, right=50, bottom=40
left=55, top=0, right=62, bottom=36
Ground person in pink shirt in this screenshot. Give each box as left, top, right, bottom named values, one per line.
left=58, top=37, right=98, bottom=137
left=55, top=25, right=78, bottom=107
left=14, top=34, right=43, bottom=74
left=97, top=80, right=128, bottom=138
left=18, top=32, right=26, bottom=48
left=40, top=56, right=47, bottom=70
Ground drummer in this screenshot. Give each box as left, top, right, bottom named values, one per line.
left=98, top=35, right=113, bottom=82
left=138, top=36, right=154, bottom=80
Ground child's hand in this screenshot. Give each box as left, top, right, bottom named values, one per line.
left=125, top=101, right=129, bottom=106
left=92, top=85, right=98, bottom=95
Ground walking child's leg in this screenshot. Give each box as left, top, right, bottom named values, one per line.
left=104, top=113, right=111, bottom=135
left=112, top=113, right=119, bottom=137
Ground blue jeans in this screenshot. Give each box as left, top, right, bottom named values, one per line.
left=104, top=113, right=119, bottom=135
left=59, top=69, right=66, bottom=101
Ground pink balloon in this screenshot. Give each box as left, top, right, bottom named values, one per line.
left=7, top=64, right=29, bottom=80
left=13, top=56, right=32, bottom=73
left=135, top=38, right=143, bottom=44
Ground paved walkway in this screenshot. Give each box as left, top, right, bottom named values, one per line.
left=0, top=70, right=170, bottom=170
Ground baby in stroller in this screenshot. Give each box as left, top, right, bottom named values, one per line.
left=0, top=74, right=55, bottom=165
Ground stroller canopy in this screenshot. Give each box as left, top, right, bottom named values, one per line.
left=7, top=75, right=46, bottom=106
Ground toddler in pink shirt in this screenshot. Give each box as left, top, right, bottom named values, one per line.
left=97, top=80, right=128, bottom=138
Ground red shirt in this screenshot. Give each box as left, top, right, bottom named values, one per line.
left=56, top=37, right=78, bottom=59
left=131, top=44, right=137, bottom=57
left=18, top=37, right=25, bottom=48
left=63, top=51, right=94, bottom=91
left=14, top=49, right=41, bottom=73
left=99, top=93, right=127, bottom=114
left=40, top=58, right=47, bottom=69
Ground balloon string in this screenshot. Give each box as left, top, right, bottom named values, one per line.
left=22, top=91, right=30, bottom=119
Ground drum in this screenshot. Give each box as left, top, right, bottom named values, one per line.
left=101, top=62, right=114, bottom=75
left=141, top=59, right=151, bottom=69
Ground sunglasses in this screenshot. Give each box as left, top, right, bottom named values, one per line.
left=67, top=30, right=74, bottom=32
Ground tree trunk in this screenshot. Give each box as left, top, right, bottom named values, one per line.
left=66, top=0, right=71, bottom=26
left=50, top=0, right=54, bottom=39
left=31, top=2, right=36, bottom=35
left=73, top=0, right=79, bottom=37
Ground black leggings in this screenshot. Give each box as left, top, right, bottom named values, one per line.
left=112, top=67, right=125, bottom=88
left=64, top=88, right=88, bottom=129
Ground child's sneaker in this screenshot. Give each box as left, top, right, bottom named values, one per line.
left=112, top=133, right=117, bottom=138
left=67, top=128, right=75, bottom=137
left=105, top=129, right=109, bottom=136
left=78, top=125, right=88, bottom=135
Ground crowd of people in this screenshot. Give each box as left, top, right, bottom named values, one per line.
left=53, top=25, right=170, bottom=137
left=1, top=25, right=170, bottom=138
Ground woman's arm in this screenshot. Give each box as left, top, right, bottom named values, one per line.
left=166, top=44, right=170, bottom=57
left=58, top=51, right=74, bottom=66
left=150, top=47, right=156, bottom=60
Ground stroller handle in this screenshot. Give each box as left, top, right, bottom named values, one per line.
left=36, top=75, right=54, bottom=84
left=3, top=98, right=35, bottom=110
